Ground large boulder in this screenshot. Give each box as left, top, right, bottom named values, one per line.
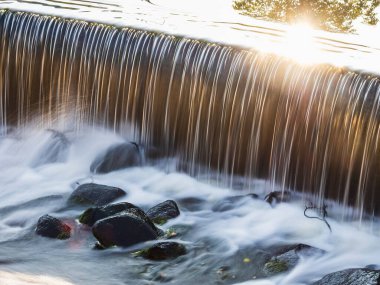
left=69, top=183, right=126, bottom=206
left=90, top=142, right=142, bottom=174
left=140, top=242, right=187, bottom=260
left=146, top=200, right=180, bottom=225
left=79, top=202, right=140, bottom=226
left=92, top=212, right=159, bottom=248
left=312, top=268, right=380, bottom=285
left=35, top=214, right=71, bottom=239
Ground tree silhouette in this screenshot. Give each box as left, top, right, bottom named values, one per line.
left=233, top=0, right=380, bottom=32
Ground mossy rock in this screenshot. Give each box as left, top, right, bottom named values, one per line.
left=263, top=259, right=288, bottom=276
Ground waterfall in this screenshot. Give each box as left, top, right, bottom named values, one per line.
left=1, top=10, right=380, bottom=217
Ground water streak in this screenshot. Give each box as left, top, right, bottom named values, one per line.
left=1, top=10, right=380, bottom=218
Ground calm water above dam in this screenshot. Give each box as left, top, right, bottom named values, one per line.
left=0, top=0, right=380, bottom=284
left=1, top=0, right=380, bottom=73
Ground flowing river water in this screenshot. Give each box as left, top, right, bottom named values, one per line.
left=0, top=0, right=380, bottom=284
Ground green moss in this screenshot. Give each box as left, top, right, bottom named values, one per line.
left=263, top=259, right=288, bottom=275
left=78, top=208, right=94, bottom=225
left=57, top=231, right=70, bottom=240
left=152, top=217, right=168, bottom=225
left=162, top=228, right=178, bottom=239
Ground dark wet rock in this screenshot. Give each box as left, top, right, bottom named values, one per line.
left=35, top=214, right=71, bottom=239
left=140, top=242, right=186, bottom=260
left=265, top=190, right=291, bottom=205
left=79, top=202, right=140, bottom=226
left=312, top=268, right=380, bottom=285
left=212, top=194, right=258, bottom=212
left=177, top=197, right=206, bottom=211
left=92, top=212, right=159, bottom=248
left=79, top=202, right=162, bottom=236
left=69, top=183, right=126, bottom=206
left=146, top=200, right=180, bottom=225
left=90, top=142, right=142, bottom=174
left=31, top=129, right=70, bottom=167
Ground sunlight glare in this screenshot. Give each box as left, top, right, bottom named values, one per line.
left=281, top=22, right=321, bottom=65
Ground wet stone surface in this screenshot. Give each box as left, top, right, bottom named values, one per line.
left=90, top=142, right=142, bottom=174
left=146, top=200, right=180, bottom=225
left=312, top=268, right=380, bottom=285
left=79, top=202, right=140, bottom=226
left=69, top=183, right=126, bottom=206
left=139, top=242, right=187, bottom=260
left=92, top=212, right=159, bottom=247
left=35, top=214, right=71, bottom=240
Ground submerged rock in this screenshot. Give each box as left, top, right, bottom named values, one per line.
left=92, top=212, right=159, bottom=248
left=265, top=244, right=325, bottom=275
left=177, top=197, right=206, bottom=211
left=31, top=129, right=70, bottom=167
left=212, top=194, right=258, bottom=212
left=90, top=142, right=142, bottom=174
left=79, top=202, right=139, bottom=226
left=312, top=268, right=380, bottom=285
left=69, top=183, right=126, bottom=206
left=278, top=244, right=324, bottom=267
left=140, top=242, right=186, bottom=260
left=35, top=214, right=71, bottom=240
left=146, top=200, right=180, bottom=225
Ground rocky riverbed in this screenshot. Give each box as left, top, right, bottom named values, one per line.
left=0, top=126, right=379, bottom=285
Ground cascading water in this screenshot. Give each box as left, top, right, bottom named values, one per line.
left=0, top=2, right=380, bottom=285
left=1, top=10, right=380, bottom=215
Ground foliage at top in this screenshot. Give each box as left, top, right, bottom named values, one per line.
left=233, top=0, right=380, bottom=32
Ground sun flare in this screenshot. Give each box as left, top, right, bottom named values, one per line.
left=281, top=22, right=321, bottom=64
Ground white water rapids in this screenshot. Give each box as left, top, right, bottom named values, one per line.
left=0, top=122, right=379, bottom=284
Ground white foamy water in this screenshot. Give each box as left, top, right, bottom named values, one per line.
left=0, top=123, right=379, bottom=285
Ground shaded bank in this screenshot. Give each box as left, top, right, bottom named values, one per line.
left=1, top=10, right=380, bottom=216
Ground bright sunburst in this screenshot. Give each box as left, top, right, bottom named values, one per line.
left=281, top=22, right=321, bottom=64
